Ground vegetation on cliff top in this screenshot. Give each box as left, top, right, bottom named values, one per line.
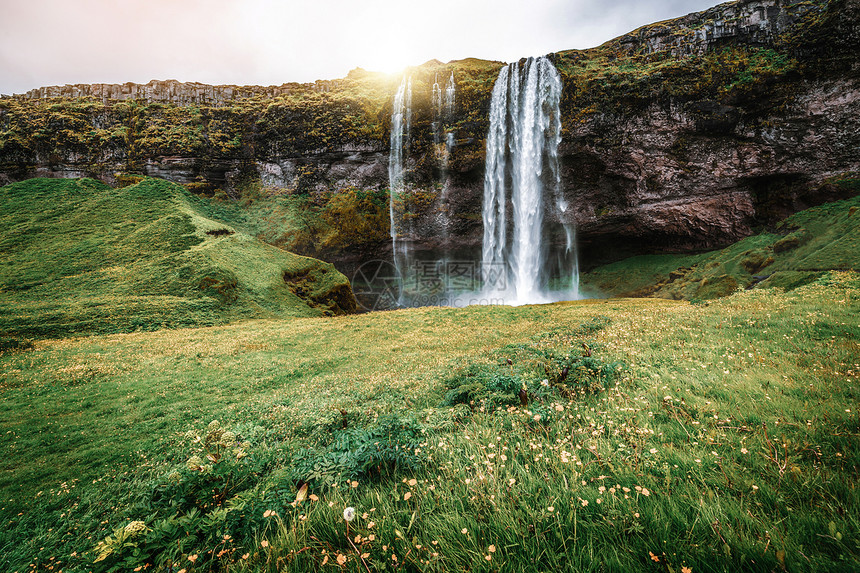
left=550, top=0, right=848, bottom=141
left=0, top=56, right=503, bottom=184
left=0, top=177, right=356, bottom=340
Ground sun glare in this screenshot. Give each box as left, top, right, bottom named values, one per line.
left=351, top=42, right=418, bottom=77
left=359, top=52, right=412, bottom=76
left=339, top=8, right=440, bottom=77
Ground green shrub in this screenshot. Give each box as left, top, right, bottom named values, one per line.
left=442, top=366, right=522, bottom=409
left=442, top=317, right=623, bottom=413
left=288, top=415, right=426, bottom=487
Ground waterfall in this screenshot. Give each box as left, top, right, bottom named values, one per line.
left=444, top=72, right=456, bottom=163
left=435, top=72, right=456, bottom=297
left=482, top=64, right=510, bottom=278
left=445, top=72, right=455, bottom=117
left=481, top=56, right=579, bottom=304
left=432, top=74, right=442, bottom=145
left=389, top=76, right=412, bottom=304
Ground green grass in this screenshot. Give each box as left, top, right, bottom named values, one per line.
left=580, top=253, right=709, bottom=297
left=1, top=275, right=858, bottom=572
left=0, top=178, right=356, bottom=339
left=581, top=192, right=860, bottom=300
left=0, top=182, right=857, bottom=571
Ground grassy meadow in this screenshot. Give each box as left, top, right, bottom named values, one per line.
left=1, top=272, right=858, bottom=572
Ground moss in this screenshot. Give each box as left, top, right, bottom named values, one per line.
left=757, top=270, right=822, bottom=290
left=114, top=172, right=145, bottom=188
left=694, top=274, right=740, bottom=299
left=319, top=187, right=390, bottom=250
left=183, top=180, right=217, bottom=196
left=401, top=187, right=440, bottom=219
left=822, top=171, right=860, bottom=194
left=283, top=268, right=357, bottom=315
left=773, top=232, right=806, bottom=253
left=739, top=249, right=775, bottom=274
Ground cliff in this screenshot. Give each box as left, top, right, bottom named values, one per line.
left=1, top=0, right=858, bottom=269
left=17, top=79, right=315, bottom=105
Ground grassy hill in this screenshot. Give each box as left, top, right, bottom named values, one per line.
left=581, top=178, right=860, bottom=299
left=0, top=274, right=858, bottom=572
left=0, top=177, right=356, bottom=340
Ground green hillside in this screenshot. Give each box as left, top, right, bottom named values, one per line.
left=0, top=178, right=356, bottom=340
left=582, top=177, right=860, bottom=299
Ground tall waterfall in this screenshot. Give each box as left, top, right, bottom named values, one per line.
left=481, top=56, right=579, bottom=304
left=389, top=76, right=412, bottom=304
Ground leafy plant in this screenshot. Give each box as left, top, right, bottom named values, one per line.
left=289, top=415, right=427, bottom=486
left=443, top=317, right=622, bottom=412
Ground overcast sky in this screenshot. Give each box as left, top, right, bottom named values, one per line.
left=1, top=0, right=719, bottom=94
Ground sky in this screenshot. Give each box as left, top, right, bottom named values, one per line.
left=0, top=0, right=720, bottom=95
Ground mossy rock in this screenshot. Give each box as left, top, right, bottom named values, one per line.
left=740, top=249, right=775, bottom=274
left=284, top=268, right=357, bottom=316
left=695, top=274, right=741, bottom=299
left=757, top=271, right=823, bottom=291
left=773, top=234, right=801, bottom=253
left=774, top=228, right=811, bottom=253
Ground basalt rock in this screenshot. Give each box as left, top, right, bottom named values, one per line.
left=17, top=78, right=343, bottom=106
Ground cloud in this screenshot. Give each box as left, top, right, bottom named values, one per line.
left=1, top=0, right=256, bottom=91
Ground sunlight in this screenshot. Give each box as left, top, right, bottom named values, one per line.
left=345, top=31, right=422, bottom=77
left=356, top=51, right=412, bottom=77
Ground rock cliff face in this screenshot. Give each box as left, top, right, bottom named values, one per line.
left=546, top=0, right=860, bottom=260
left=1, top=0, right=858, bottom=269
left=557, top=75, right=860, bottom=257
left=17, top=78, right=344, bottom=105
